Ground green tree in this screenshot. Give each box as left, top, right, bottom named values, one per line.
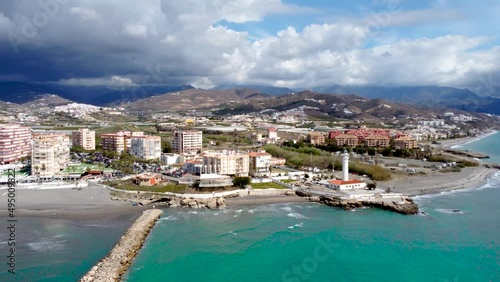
left=161, top=140, right=172, bottom=153
left=233, top=177, right=251, bottom=188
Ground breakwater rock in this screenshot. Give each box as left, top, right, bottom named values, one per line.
left=80, top=209, right=163, bottom=282
left=149, top=196, right=226, bottom=209
left=296, top=191, right=419, bottom=215
left=444, top=149, right=489, bottom=159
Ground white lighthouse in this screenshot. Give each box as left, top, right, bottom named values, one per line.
left=342, top=149, right=349, bottom=181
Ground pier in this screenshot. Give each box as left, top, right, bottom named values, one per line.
left=80, top=209, right=163, bottom=282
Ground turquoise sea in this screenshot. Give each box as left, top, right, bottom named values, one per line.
left=1, top=132, right=499, bottom=281
left=0, top=215, right=136, bottom=282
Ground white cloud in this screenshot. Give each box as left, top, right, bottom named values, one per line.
left=57, top=76, right=137, bottom=88
left=70, top=7, right=100, bottom=20
left=0, top=0, right=498, bottom=93
left=0, top=12, right=14, bottom=36
left=123, top=23, right=148, bottom=38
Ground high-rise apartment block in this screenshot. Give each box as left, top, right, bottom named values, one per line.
left=31, top=133, right=70, bottom=177
left=72, top=128, right=96, bottom=150
left=171, top=130, right=202, bottom=154
left=101, top=131, right=143, bottom=154
left=0, top=124, right=32, bottom=164
left=130, top=135, right=162, bottom=160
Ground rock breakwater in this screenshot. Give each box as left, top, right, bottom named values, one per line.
left=149, top=196, right=226, bottom=209
left=296, top=191, right=419, bottom=215
left=80, top=209, right=163, bottom=282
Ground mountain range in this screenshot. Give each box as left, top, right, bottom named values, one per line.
left=0, top=81, right=499, bottom=115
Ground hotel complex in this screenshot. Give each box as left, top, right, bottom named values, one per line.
left=31, top=133, right=70, bottom=178
left=72, top=128, right=96, bottom=150
left=0, top=124, right=32, bottom=164
left=171, top=130, right=203, bottom=154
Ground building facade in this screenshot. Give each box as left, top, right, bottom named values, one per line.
left=72, top=128, right=96, bottom=150
left=171, top=130, right=203, bottom=154
left=130, top=135, right=162, bottom=160
left=101, top=131, right=143, bottom=154
left=334, top=134, right=359, bottom=147
left=0, top=124, right=32, bottom=164
left=307, top=131, right=325, bottom=145
left=364, top=135, right=390, bottom=148
left=248, top=151, right=272, bottom=177
left=31, top=133, right=70, bottom=177
left=394, top=136, right=418, bottom=150
left=202, top=150, right=249, bottom=177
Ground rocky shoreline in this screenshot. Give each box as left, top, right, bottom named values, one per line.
left=295, top=190, right=419, bottom=215
left=80, top=209, right=163, bottom=282
left=112, top=193, right=227, bottom=209
left=151, top=195, right=226, bottom=209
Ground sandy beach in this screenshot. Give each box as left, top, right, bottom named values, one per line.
left=437, top=130, right=498, bottom=149
left=380, top=166, right=497, bottom=196
left=0, top=183, right=147, bottom=220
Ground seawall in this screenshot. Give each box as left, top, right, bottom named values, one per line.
left=80, top=209, right=163, bottom=282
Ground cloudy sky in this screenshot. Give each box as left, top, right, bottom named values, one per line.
left=0, top=0, right=498, bottom=92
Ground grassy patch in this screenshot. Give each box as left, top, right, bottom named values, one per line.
left=264, top=144, right=392, bottom=181
left=251, top=182, right=288, bottom=189
left=441, top=167, right=462, bottom=173
left=280, top=179, right=297, bottom=183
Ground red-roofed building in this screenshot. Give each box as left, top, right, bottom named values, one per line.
left=327, top=179, right=366, bottom=190
left=328, top=130, right=344, bottom=140
left=364, top=135, right=390, bottom=148
left=334, top=134, right=358, bottom=147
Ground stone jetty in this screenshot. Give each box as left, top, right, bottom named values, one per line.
left=80, top=209, right=163, bottom=282
left=444, top=149, right=489, bottom=159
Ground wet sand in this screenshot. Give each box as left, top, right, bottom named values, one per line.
left=379, top=166, right=496, bottom=196
left=0, top=183, right=146, bottom=220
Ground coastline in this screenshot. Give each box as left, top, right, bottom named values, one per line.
left=381, top=166, right=497, bottom=197
left=2, top=167, right=497, bottom=219
left=438, top=130, right=498, bottom=149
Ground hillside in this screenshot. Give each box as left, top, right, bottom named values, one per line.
left=0, top=81, right=66, bottom=104
left=313, top=85, right=500, bottom=115
left=209, top=90, right=499, bottom=127
left=124, top=88, right=270, bottom=111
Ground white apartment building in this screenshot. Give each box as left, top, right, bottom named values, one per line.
left=130, top=135, right=162, bottom=160
left=101, top=131, right=143, bottom=154
left=161, top=153, right=182, bottom=166
left=171, top=130, right=203, bottom=154
left=0, top=124, right=32, bottom=164
left=72, top=128, right=96, bottom=150
left=202, top=150, right=249, bottom=177
left=248, top=151, right=272, bottom=177
left=31, top=133, right=70, bottom=178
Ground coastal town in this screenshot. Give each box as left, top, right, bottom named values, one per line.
left=2, top=109, right=497, bottom=280
left=0, top=100, right=498, bottom=216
